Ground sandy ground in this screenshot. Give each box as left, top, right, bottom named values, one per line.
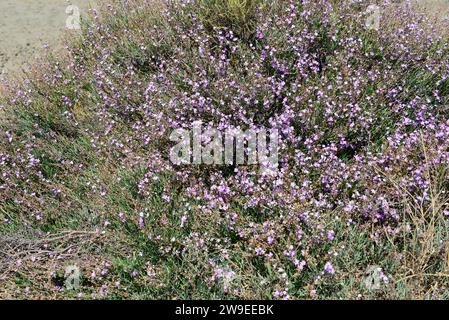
left=417, top=0, right=449, bottom=13
left=0, top=0, right=96, bottom=78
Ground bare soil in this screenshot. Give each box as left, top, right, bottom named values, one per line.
left=0, top=0, right=96, bottom=79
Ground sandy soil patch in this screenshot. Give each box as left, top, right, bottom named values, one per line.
left=0, top=0, right=96, bottom=79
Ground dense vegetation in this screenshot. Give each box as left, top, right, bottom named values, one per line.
left=1, top=0, right=449, bottom=299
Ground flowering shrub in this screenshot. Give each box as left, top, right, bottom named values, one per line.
left=0, top=0, right=449, bottom=299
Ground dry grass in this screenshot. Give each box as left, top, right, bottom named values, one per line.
left=374, top=134, right=449, bottom=298
left=0, top=230, right=107, bottom=298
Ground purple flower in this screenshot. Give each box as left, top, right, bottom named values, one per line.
left=324, top=262, right=335, bottom=275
